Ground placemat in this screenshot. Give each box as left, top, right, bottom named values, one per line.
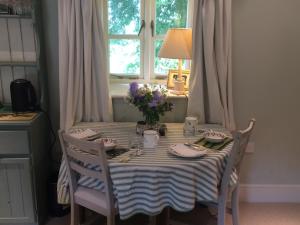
left=194, top=137, right=233, bottom=150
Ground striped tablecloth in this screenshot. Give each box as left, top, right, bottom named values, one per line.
left=57, top=122, right=235, bottom=219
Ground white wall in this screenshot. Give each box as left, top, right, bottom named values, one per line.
left=232, top=0, right=300, bottom=184
left=41, top=0, right=300, bottom=185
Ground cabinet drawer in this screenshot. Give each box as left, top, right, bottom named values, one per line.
left=0, top=131, right=29, bottom=155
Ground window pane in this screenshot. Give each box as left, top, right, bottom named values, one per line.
left=108, top=0, right=141, bottom=35
left=154, top=40, right=178, bottom=75
left=155, top=0, right=188, bottom=35
left=109, top=39, right=140, bottom=75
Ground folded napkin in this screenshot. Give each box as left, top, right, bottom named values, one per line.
left=194, top=137, right=233, bottom=150
left=169, top=144, right=207, bottom=158
left=69, top=129, right=97, bottom=139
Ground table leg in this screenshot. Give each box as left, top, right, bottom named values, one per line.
left=149, top=215, right=157, bottom=225
left=148, top=207, right=171, bottom=225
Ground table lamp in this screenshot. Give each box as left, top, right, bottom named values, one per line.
left=158, top=28, right=192, bottom=94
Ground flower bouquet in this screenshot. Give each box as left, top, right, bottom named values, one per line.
left=127, top=82, right=174, bottom=127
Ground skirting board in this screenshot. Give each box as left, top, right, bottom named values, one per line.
left=239, top=184, right=300, bottom=203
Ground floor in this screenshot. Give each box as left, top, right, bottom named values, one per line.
left=46, top=203, right=300, bottom=225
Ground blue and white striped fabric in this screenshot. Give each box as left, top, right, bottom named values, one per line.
left=57, top=122, right=235, bottom=219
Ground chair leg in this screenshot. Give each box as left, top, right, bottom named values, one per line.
left=217, top=204, right=226, bottom=225
left=107, top=215, right=115, bottom=225
left=217, top=192, right=228, bottom=225
left=231, top=185, right=240, bottom=225
left=79, top=206, right=85, bottom=224
left=70, top=203, right=80, bottom=225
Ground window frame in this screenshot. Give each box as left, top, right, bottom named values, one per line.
left=105, top=0, right=194, bottom=83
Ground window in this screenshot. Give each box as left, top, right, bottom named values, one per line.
left=106, top=0, right=193, bottom=81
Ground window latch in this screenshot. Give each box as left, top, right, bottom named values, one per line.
left=151, top=20, right=154, bottom=37
left=138, top=20, right=145, bottom=36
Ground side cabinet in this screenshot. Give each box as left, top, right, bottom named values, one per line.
left=0, top=158, right=35, bottom=224
left=0, top=113, right=49, bottom=225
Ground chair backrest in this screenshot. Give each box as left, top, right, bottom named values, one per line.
left=219, top=119, right=256, bottom=195
left=58, top=130, right=114, bottom=211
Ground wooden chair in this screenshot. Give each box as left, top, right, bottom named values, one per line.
left=58, top=130, right=118, bottom=225
left=170, top=119, right=255, bottom=225
left=200, top=118, right=256, bottom=225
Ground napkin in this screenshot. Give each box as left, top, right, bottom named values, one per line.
left=194, top=137, right=233, bottom=150
left=169, top=144, right=207, bottom=158
left=69, top=129, right=97, bottom=139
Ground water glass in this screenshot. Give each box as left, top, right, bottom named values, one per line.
left=128, top=135, right=143, bottom=156
left=183, top=126, right=196, bottom=144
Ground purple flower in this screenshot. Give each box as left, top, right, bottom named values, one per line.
left=129, top=82, right=139, bottom=96
left=148, top=100, right=158, bottom=108
left=135, top=94, right=145, bottom=101
left=153, top=90, right=164, bottom=102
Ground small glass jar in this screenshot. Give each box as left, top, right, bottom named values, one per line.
left=159, top=124, right=167, bottom=136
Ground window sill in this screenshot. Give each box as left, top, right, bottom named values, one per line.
left=109, top=82, right=189, bottom=99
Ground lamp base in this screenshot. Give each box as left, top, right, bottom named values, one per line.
left=172, top=79, right=185, bottom=95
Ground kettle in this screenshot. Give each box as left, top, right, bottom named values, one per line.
left=10, top=79, right=38, bottom=112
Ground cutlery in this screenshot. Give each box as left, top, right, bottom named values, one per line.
left=184, top=143, right=206, bottom=151
left=184, top=143, right=219, bottom=153
left=118, top=149, right=143, bottom=163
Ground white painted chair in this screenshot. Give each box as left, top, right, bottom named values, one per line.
left=163, top=119, right=256, bottom=225
left=58, top=130, right=117, bottom=225
left=200, top=119, right=256, bottom=225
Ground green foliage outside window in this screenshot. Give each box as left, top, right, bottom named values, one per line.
left=108, top=0, right=140, bottom=35
left=155, top=0, right=188, bottom=35
left=108, top=0, right=188, bottom=76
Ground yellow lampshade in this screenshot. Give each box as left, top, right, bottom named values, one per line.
left=158, top=28, right=192, bottom=60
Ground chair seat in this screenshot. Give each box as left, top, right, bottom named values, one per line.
left=74, top=186, right=112, bottom=215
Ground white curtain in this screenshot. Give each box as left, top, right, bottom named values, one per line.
left=59, top=0, right=112, bottom=130
left=187, top=0, right=235, bottom=129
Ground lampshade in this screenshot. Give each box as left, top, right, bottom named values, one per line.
left=158, top=28, right=192, bottom=60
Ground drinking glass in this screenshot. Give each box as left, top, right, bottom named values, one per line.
left=183, top=126, right=196, bottom=145
left=128, top=135, right=143, bottom=156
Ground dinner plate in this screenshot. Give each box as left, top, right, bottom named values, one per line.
left=168, top=143, right=207, bottom=158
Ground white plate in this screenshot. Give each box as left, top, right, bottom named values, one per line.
left=94, top=138, right=117, bottom=150
left=168, top=143, right=207, bottom=158
left=203, top=131, right=226, bottom=143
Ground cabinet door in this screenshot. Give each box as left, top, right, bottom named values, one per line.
left=0, top=158, right=35, bottom=224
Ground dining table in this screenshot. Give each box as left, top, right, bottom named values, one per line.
left=57, top=122, right=236, bottom=222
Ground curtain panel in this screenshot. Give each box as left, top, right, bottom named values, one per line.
left=188, top=0, right=235, bottom=129
left=58, top=0, right=112, bottom=130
